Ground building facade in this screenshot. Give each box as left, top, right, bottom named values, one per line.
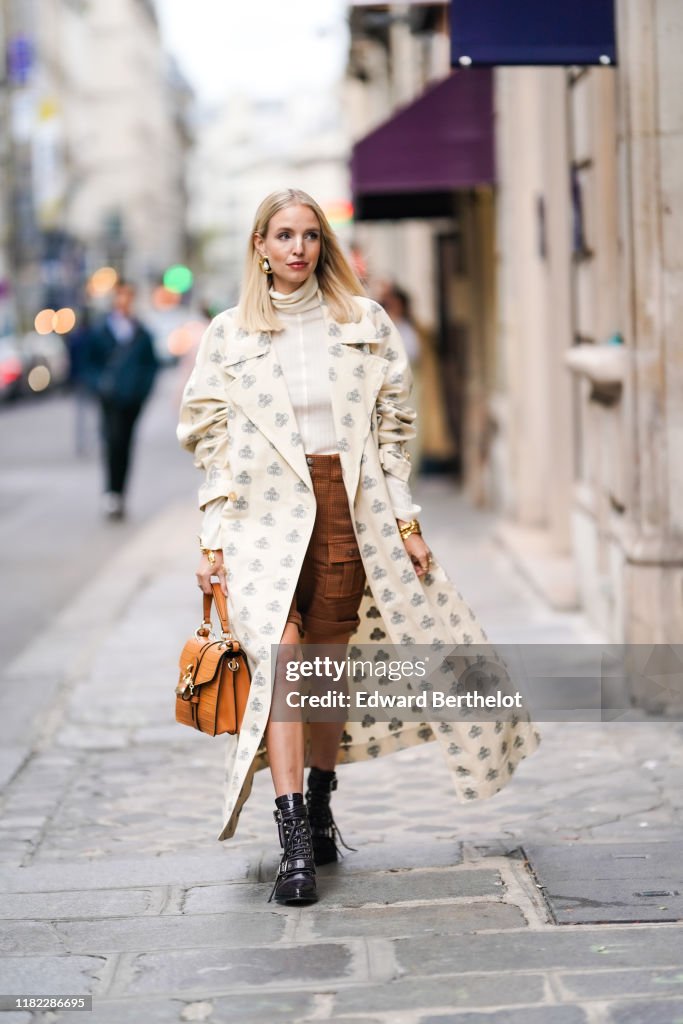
left=348, top=1, right=683, bottom=706
left=346, top=3, right=495, bottom=487
left=189, top=91, right=351, bottom=311
left=0, top=0, right=191, bottom=328
left=493, top=0, right=683, bottom=704
left=68, top=0, right=190, bottom=284
left=345, top=2, right=452, bottom=328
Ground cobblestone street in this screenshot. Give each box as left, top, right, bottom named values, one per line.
left=1, top=483, right=682, bottom=1023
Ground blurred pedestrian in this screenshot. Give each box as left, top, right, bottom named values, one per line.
left=177, top=188, right=541, bottom=906
left=83, top=281, right=159, bottom=520
left=379, top=282, right=421, bottom=366
left=66, top=308, right=96, bottom=457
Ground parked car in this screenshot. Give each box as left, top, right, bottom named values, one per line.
left=20, top=332, right=70, bottom=393
left=0, top=336, right=24, bottom=401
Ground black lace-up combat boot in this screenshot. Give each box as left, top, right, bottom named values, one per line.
left=268, top=793, right=318, bottom=904
left=305, top=767, right=357, bottom=866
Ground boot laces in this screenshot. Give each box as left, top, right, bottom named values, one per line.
left=282, top=814, right=314, bottom=862
left=267, top=810, right=315, bottom=903
left=307, top=791, right=357, bottom=856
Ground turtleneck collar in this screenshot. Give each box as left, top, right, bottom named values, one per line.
left=269, top=272, right=321, bottom=314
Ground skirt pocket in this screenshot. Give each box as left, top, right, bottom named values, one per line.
left=324, top=540, right=366, bottom=599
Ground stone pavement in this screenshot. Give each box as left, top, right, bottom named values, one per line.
left=1, top=481, right=683, bottom=1023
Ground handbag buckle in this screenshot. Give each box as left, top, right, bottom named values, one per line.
left=176, top=663, right=196, bottom=700
left=177, top=678, right=195, bottom=701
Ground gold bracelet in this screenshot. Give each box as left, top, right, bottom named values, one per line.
left=197, top=536, right=218, bottom=566
left=398, top=518, right=422, bottom=540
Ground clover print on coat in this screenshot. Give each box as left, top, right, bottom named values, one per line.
left=177, top=294, right=541, bottom=841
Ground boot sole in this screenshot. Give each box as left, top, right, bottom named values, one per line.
left=273, top=889, right=318, bottom=905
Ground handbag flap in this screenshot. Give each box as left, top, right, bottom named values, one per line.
left=179, top=637, right=245, bottom=690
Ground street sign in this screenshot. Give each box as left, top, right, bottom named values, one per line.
left=451, top=0, right=617, bottom=67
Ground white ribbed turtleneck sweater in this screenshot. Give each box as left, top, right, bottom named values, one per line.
left=199, top=274, right=420, bottom=547
left=269, top=273, right=338, bottom=454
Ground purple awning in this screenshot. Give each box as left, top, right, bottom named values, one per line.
left=350, top=69, right=494, bottom=220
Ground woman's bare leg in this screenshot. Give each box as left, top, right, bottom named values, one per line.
left=305, top=629, right=350, bottom=770
left=308, top=721, right=346, bottom=770
left=264, top=621, right=305, bottom=796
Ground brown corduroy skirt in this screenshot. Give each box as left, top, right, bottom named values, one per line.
left=285, top=453, right=366, bottom=641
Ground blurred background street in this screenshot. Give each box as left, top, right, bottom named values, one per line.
left=2, top=0, right=682, bottom=691
left=0, top=370, right=194, bottom=661
left=1, top=0, right=683, bottom=1021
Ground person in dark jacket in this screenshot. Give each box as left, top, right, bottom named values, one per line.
left=83, top=281, right=159, bottom=519
left=66, top=307, right=96, bottom=457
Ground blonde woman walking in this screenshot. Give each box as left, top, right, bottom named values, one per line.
left=177, top=188, right=541, bottom=905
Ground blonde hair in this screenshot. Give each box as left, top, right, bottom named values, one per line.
left=236, top=188, right=365, bottom=333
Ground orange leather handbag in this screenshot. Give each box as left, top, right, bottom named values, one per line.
left=175, top=581, right=251, bottom=736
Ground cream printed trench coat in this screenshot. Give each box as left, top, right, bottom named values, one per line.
left=178, top=292, right=541, bottom=840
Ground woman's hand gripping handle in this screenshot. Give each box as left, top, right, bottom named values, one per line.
left=397, top=519, right=433, bottom=578
left=196, top=547, right=228, bottom=597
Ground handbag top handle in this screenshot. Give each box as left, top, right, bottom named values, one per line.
left=202, top=582, right=231, bottom=638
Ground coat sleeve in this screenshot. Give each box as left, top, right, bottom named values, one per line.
left=370, top=302, right=418, bottom=492
left=80, top=325, right=107, bottom=395
left=198, top=496, right=227, bottom=548
left=176, top=317, right=234, bottom=511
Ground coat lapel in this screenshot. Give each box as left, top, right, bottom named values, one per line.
left=321, top=299, right=388, bottom=502
left=223, top=329, right=313, bottom=489
left=222, top=300, right=388, bottom=501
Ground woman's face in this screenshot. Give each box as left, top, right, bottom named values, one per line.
left=255, top=204, right=322, bottom=294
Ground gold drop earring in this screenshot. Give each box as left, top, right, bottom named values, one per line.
left=259, top=255, right=272, bottom=275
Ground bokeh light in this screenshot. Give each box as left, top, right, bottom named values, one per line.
left=167, top=320, right=207, bottom=356
left=27, top=365, right=51, bottom=392
left=34, top=308, right=77, bottom=334
left=0, top=356, right=22, bottom=385
left=34, top=309, right=56, bottom=335
left=163, top=264, right=194, bottom=294
left=153, top=285, right=181, bottom=309
left=53, top=308, right=76, bottom=334
left=324, top=199, right=354, bottom=228
left=88, top=266, right=118, bottom=297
